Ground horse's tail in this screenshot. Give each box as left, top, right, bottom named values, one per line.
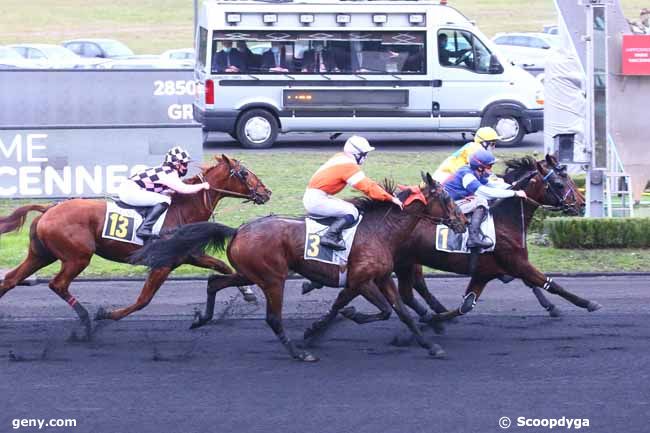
left=130, top=221, right=237, bottom=269
left=0, top=204, right=52, bottom=235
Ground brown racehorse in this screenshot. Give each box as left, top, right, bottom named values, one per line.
left=394, top=155, right=601, bottom=327
left=0, top=155, right=271, bottom=340
left=331, top=155, right=601, bottom=339
left=131, top=174, right=467, bottom=361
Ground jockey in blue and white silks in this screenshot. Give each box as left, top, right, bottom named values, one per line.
left=444, top=149, right=526, bottom=249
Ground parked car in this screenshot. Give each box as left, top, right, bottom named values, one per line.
left=543, top=25, right=559, bottom=35
left=160, top=48, right=194, bottom=68
left=100, top=55, right=172, bottom=69
left=8, top=44, right=105, bottom=68
left=492, top=32, right=560, bottom=73
left=62, top=38, right=134, bottom=59
left=0, top=45, right=41, bottom=68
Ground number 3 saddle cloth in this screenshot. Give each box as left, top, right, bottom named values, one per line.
left=303, top=215, right=363, bottom=265
left=101, top=201, right=168, bottom=245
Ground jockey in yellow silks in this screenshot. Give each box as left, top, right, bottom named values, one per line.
left=432, top=127, right=501, bottom=184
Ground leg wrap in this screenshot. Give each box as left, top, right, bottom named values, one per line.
left=458, top=292, right=477, bottom=315
left=542, top=277, right=554, bottom=292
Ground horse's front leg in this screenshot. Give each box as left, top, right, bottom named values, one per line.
left=185, top=254, right=257, bottom=303
left=514, top=261, right=601, bottom=312
left=95, top=268, right=172, bottom=321
left=428, top=275, right=491, bottom=323
left=527, top=283, right=562, bottom=317
left=303, top=285, right=359, bottom=342
left=395, top=265, right=445, bottom=334
left=376, top=276, right=446, bottom=358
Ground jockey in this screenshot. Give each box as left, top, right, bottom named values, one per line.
left=444, top=149, right=526, bottom=249
left=303, top=135, right=403, bottom=251
left=118, top=146, right=210, bottom=240
left=432, top=126, right=502, bottom=183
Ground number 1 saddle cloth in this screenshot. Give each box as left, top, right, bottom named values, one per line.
left=435, top=212, right=496, bottom=254
left=303, top=215, right=363, bottom=265
left=101, top=201, right=168, bottom=245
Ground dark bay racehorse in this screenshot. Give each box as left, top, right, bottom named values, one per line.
left=131, top=174, right=466, bottom=361
left=0, top=155, right=271, bottom=339
left=393, top=155, right=601, bottom=327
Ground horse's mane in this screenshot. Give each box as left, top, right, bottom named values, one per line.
left=503, top=156, right=537, bottom=184
left=184, top=155, right=229, bottom=185
left=346, top=179, right=397, bottom=213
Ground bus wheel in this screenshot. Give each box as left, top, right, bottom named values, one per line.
left=489, top=115, right=525, bottom=147
left=236, top=109, right=278, bottom=149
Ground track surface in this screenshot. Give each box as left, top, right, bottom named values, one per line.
left=1, top=276, right=648, bottom=433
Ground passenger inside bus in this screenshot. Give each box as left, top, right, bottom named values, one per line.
left=213, top=40, right=246, bottom=73
left=301, top=41, right=339, bottom=73
left=236, top=40, right=262, bottom=72
left=261, top=41, right=292, bottom=72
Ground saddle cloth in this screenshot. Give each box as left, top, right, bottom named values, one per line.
left=435, top=212, right=496, bottom=254
left=303, top=215, right=363, bottom=265
left=101, top=201, right=168, bottom=245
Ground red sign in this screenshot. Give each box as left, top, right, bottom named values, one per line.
left=622, top=34, right=650, bottom=75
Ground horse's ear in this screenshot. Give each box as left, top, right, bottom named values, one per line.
left=420, top=171, right=428, bottom=185
left=221, top=154, right=233, bottom=167
left=545, top=153, right=557, bottom=168
left=425, top=172, right=435, bottom=188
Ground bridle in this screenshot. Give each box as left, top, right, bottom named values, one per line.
left=511, top=164, right=580, bottom=213
left=406, top=186, right=461, bottom=227
left=196, top=162, right=266, bottom=212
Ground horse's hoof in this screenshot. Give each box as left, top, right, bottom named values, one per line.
left=548, top=306, right=562, bottom=318
left=390, top=334, right=416, bottom=347
left=587, top=301, right=602, bottom=312
left=295, top=351, right=319, bottom=362
left=431, top=321, right=446, bottom=335
left=94, top=307, right=110, bottom=321
left=429, top=344, right=446, bottom=359
left=340, top=307, right=356, bottom=320
left=240, top=288, right=257, bottom=303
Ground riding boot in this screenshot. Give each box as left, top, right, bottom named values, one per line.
left=136, top=202, right=169, bottom=240
left=319, top=216, right=354, bottom=251
left=466, top=206, right=493, bottom=250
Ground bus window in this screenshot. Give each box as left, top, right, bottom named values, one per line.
left=438, top=30, right=496, bottom=74
left=210, top=31, right=425, bottom=75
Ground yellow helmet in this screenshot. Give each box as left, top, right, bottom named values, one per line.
left=474, top=127, right=502, bottom=147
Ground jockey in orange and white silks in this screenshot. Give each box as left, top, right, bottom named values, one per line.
left=303, top=135, right=403, bottom=251
left=118, top=146, right=209, bottom=239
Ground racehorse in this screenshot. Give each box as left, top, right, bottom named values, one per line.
left=0, top=155, right=271, bottom=340
left=131, top=174, right=467, bottom=361
left=337, top=155, right=601, bottom=338
left=395, top=155, right=601, bottom=326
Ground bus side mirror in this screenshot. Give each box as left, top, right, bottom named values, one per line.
left=488, top=54, right=504, bottom=74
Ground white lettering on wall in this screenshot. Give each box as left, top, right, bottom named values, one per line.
left=0, top=167, right=18, bottom=195
left=106, top=165, right=129, bottom=194
left=0, top=134, right=22, bottom=161
left=27, top=134, right=48, bottom=162
left=44, top=166, right=72, bottom=195
left=19, top=166, right=43, bottom=196
left=75, top=166, right=103, bottom=195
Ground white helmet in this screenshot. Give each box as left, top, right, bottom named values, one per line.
left=344, top=135, right=375, bottom=164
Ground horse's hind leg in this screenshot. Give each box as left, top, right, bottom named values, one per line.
left=0, top=251, right=55, bottom=299
left=412, top=265, right=449, bottom=314
left=96, top=268, right=172, bottom=321
left=48, top=257, right=93, bottom=341
left=185, top=254, right=256, bottom=303
left=191, top=273, right=253, bottom=329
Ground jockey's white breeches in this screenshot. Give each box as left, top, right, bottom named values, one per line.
left=118, top=180, right=171, bottom=206
left=303, top=188, right=359, bottom=219
left=455, top=195, right=488, bottom=214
